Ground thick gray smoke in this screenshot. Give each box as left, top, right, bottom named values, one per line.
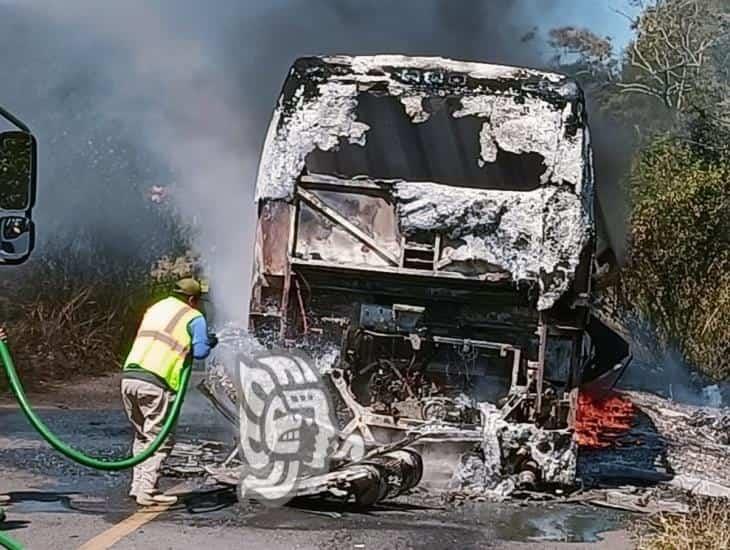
left=1, top=0, right=259, bottom=321
left=0, top=0, right=626, bottom=323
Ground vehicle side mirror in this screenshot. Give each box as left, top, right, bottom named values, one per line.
left=0, top=130, right=36, bottom=265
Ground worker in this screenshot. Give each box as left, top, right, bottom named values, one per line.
left=121, top=278, right=218, bottom=506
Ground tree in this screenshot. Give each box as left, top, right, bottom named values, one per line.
left=550, top=1, right=730, bottom=137
left=619, top=0, right=729, bottom=118
left=550, top=5, right=730, bottom=380
left=548, top=27, right=618, bottom=84
left=548, top=25, right=671, bottom=137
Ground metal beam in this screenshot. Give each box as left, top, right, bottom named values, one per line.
left=290, top=257, right=512, bottom=283
left=534, top=315, right=548, bottom=417
left=300, top=173, right=392, bottom=194
left=431, top=335, right=520, bottom=354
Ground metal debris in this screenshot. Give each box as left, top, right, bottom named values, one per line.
left=206, top=448, right=424, bottom=508
left=162, top=440, right=228, bottom=478
left=447, top=403, right=576, bottom=501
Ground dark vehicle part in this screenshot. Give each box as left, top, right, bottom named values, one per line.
left=0, top=105, right=36, bottom=265
left=208, top=447, right=424, bottom=508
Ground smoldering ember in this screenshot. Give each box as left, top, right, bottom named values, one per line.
left=2, top=3, right=730, bottom=550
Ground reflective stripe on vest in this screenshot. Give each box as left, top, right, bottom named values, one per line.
left=124, top=297, right=203, bottom=391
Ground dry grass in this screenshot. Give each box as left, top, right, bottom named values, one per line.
left=637, top=497, right=730, bottom=550
left=15, top=286, right=122, bottom=366
left=0, top=246, right=196, bottom=391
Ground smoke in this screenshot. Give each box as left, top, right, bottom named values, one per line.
left=613, top=316, right=730, bottom=407
left=591, top=109, right=634, bottom=264
left=0, top=0, right=627, bottom=323
left=0, top=0, right=257, bottom=321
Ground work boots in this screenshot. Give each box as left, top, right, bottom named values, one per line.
left=131, top=490, right=178, bottom=506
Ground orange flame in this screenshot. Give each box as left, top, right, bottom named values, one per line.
left=575, top=390, right=636, bottom=448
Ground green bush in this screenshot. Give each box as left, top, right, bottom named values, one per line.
left=622, top=138, right=730, bottom=380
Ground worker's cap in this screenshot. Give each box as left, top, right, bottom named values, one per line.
left=173, top=277, right=203, bottom=298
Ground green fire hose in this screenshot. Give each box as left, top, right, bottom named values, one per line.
left=0, top=340, right=191, bottom=549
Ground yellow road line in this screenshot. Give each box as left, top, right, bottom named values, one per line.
left=77, top=483, right=186, bottom=550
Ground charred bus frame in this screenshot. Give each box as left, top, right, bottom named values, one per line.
left=248, top=56, right=620, bottom=485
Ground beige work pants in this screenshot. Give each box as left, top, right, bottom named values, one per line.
left=120, top=379, right=176, bottom=496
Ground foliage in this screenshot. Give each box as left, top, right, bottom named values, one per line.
left=622, top=138, right=730, bottom=380
left=548, top=28, right=669, bottom=155
left=548, top=27, right=619, bottom=85
left=619, top=0, right=727, bottom=114
left=551, top=0, right=730, bottom=136
left=0, top=243, right=198, bottom=391
left=636, top=497, right=730, bottom=550
left=150, top=250, right=201, bottom=282
left=549, top=1, right=730, bottom=381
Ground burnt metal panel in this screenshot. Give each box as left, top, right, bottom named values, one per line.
left=258, top=200, right=291, bottom=276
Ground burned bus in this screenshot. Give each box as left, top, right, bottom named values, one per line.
left=246, top=55, right=624, bottom=487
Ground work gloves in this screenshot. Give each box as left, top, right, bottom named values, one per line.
left=207, top=332, right=219, bottom=349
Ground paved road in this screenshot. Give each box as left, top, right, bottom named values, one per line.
left=0, top=372, right=635, bottom=549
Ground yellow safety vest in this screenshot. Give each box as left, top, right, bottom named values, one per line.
left=124, top=296, right=203, bottom=392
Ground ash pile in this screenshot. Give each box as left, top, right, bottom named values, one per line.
left=445, top=388, right=730, bottom=511
left=162, top=440, right=229, bottom=479
left=578, top=390, right=730, bottom=498
left=447, top=403, right=576, bottom=502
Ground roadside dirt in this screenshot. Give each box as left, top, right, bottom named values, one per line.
left=0, top=371, right=122, bottom=409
